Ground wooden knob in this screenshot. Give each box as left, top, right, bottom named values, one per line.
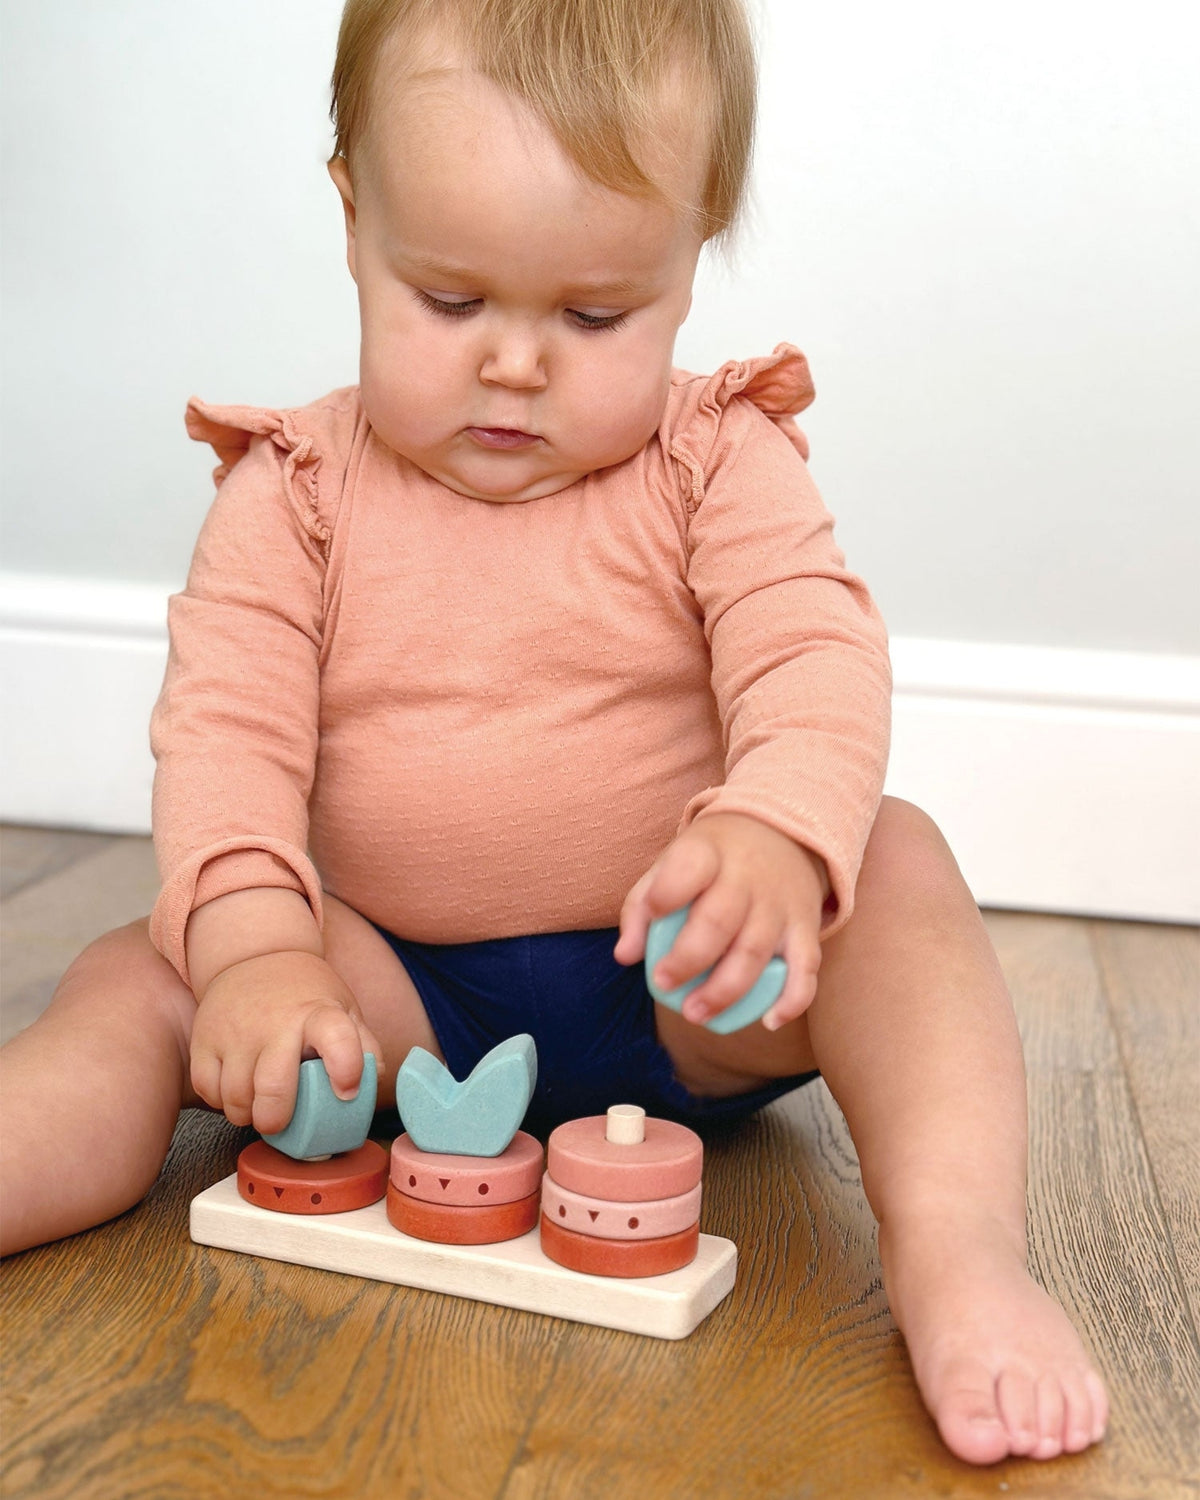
left=605, top=1104, right=646, bottom=1144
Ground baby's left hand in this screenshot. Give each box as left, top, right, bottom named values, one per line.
left=614, top=812, right=829, bottom=1031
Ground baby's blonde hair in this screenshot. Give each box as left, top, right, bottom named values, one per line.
left=330, top=0, right=757, bottom=243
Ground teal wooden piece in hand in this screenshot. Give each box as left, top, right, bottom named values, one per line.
left=645, top=906, right=786, bottom=1034
left=264, top=1052, right=378, bottom=1161
left=396, top=1034, right=537, bottom=1157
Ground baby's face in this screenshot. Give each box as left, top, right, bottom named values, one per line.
left=330, top=64, right=704, bottom=502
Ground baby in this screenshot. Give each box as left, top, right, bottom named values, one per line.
left=0, top=0, right=1107, bottom=1466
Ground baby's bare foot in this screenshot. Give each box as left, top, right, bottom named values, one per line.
left=879, top=1215, right=1109, bottom=1466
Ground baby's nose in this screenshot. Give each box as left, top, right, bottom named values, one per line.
left=479, top=327, right=548, bottom=390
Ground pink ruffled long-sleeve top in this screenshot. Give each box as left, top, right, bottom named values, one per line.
left=149, top=346, right=891, bottom=986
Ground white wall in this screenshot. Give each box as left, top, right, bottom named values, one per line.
left=3, top=0, right=1197, bottom=653
left=1, top=1, right=357, bottom=583
left=686, top=0, right=1200, bottom=653
left=2, top=1, right=1198, bottom=917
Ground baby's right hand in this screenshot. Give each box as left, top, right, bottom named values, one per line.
left=189, top=950, right=379, bottom=1136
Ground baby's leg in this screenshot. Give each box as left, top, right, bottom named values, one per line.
left=0, top=920, right=198, bottom=1256
left=659, top=797, right=1108, bottom=1465
left=812, top=800, right=1108, bottom=1463
left=0, top=898, right=440, bottom=1257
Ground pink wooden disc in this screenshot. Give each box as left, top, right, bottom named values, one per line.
left=237, top=1140, right=388, bottom=1215
left=386, top=1183, right=539, bottom=1244
left=389, top=1130, right=543, bottom=1206
left=546, top=1115, right=702, bottom=1201
left=539, top=1215, right=699, bottom=1277
left=540, top=1172, right=701, bottom=1241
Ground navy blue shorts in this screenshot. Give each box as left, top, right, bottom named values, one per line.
left=371, top=925, right=819, bottom=1139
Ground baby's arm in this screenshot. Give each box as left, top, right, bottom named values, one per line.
left=619, top=366, right=891, bottom=1031
left=186, top=888, right=379, bottom=1135
left=615, top=811, right=828, bottom=1031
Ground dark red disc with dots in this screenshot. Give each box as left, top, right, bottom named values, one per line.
left=386, top=1181, right=540, bottom=1244
left=237, top=1140, right=388, bottom=1214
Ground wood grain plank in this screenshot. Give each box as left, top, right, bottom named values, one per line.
left=0, top=834, right=160, bottom=1043
left=499, top=916, right=1199, bottom=1500
left=992, top=912, right=1200, bottom=1497
left=0, top=824, right=119, bottom=900
left=0, top=1112, right=561, bottom=1500
left=1089, top=920, right=1200, bottom=1327
left=3, top=868, right=1198, bottom=1500
left=501, top=1086, right=930, bottom=1500
left=1027, top=1069, right=1200, bottom=1498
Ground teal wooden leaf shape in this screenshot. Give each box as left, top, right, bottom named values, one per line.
left=396, top=1034, right=537, bottom=1157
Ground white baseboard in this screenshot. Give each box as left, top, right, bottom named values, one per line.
left=1, top=576, right=171, bottom=837
left=3, top=575, right=1197, bottom=923
left=886, top=639, right=1199, bottom=924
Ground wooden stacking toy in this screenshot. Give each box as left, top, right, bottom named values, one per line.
left=386, top=1034, right=542, bottom=1244
left=236, top=1052, right=388, bottom=1215
left=193, top=1039, right=739, bottom=1339
left=540, top=1105, right=704, bottom=1277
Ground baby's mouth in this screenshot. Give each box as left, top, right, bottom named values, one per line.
left=466, top=427, right=542, bottom=450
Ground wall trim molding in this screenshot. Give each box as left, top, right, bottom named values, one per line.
left=3, top=575, right=1197, bottom=923
left=886, top=637, right=1199, bottom=925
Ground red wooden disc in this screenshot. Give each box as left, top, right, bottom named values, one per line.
left=237, top=1140, right=388, bottom=1215
left=386, top=1182, right=540, bottom=1244
left=538, top=1214, right=699, bottom=1277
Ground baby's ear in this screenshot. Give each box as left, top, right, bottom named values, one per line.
left=327, top=156, right=358, bottom=282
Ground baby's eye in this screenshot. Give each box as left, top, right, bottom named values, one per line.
left=569, top=309, right=629, bottom=333
left=415, top=289, right=481, bottom=319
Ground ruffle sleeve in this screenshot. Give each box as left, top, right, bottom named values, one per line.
left=670, top=344, right=816, bottom=511
left=149, top=393, right=358, bottom=984
left=666, top=348, right=891, bottom=936
left=185, top=397, right=332, bottom=550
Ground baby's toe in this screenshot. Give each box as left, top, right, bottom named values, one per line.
left=1085, top=1368, right=1110, bottom=1443
left=932, top=1360, right=1010, bottom=1466
left=1030, top=1373, right=1066, bottom=1459
left=1061, top=1366, right=1098, bottom=1453
left=996, top=1369, right=1040, bottom=1456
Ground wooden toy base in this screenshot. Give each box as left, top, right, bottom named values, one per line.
left=190, top=1173, right=736, bottom=1340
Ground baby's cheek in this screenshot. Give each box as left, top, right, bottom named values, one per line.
left=564, top=374, right=668, bottom=470
left=359, top=308, right=449, bottom=416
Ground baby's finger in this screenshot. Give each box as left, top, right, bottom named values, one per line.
left=678, top=910, right=781, bottom=1023
left=354, top=1021, right=384, bottom=1080
left=617, top=832, right=729, bottom=967
left=761, top=929, right=822, bottom=1031
left=652, top=883, right=751, bottom=994
left=302, top=1006, right=366, bottom=1100
left=251, top=1036, right=305, bottom=1136
left=217, top=1053, right=258, bottom=1128
left=614, top=867, right=659, bottom=965
left=642, top=835, right=722, bottom=923
left=189, top=1046, right=223, bottom=1112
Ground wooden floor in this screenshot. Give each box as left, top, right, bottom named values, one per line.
left=1, top=825, right=1197, bottom=1499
